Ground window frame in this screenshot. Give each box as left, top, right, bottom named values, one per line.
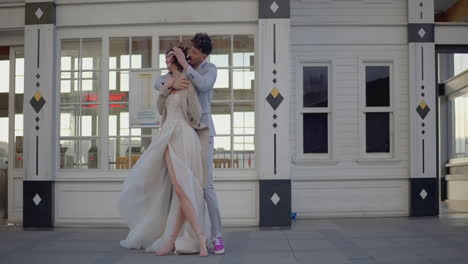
left=358, top=59, right=396, bottom=160
left=58, top=38, right=103, bottom=170
left=295, top=60, right=334, bottom=162
left=55, top=25, right=258, bottom=178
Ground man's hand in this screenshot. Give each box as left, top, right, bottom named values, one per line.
left=163, top=75, right=175, bottom=90
left=173, top=47, right=190, bottom=70
left=173, top=77, right=189, bottom=90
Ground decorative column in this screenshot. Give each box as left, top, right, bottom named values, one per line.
left=408, top=0, right=438, bottom=216
left=23, top=1, right=57, bottom=227
left=258, top=0, right=291, bottom=227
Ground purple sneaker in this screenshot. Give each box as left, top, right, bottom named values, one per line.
left=213, top=237, right=225, bottom=255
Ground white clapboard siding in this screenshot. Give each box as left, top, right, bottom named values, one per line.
left=291, top=0, right=407, bottom=26
left=290, top=0, right=410, bottom=217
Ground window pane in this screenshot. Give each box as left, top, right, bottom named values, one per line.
left=233, top=104, right=255, bottom=135
left=82, top=39, right=101, bottom=70
left=366, top=112, right=390, bottom=153
left=14, top=114, right=23, bottom=168
left=61, top=39, right=80, bottom=71
left=132, top=37, right=152, bottom=68
left=110, top=38, right=130, bottom=70
left=454, top=54, right=468, bottom=76
left=160, top=36, right=180, bottom=69
left=15, top=51, right=24, bottom=94
left=0, top=59, right=9, bottom=93
left=303, top=66, right=328, bottom=108
left=60, top=105, right=80, bottom=137
left=60, top=139, right=79, bottom=168
left=214, top=136, right=232, bottom=168
left=212, top=103, right=231, bottom=135
left=61, top=71, right=80, bottom=104
left=81, top=71, right=100, bottom=94
left=366, top=66, right=390, bottom=107
left=181, top=35, right=192, bottom=49
left=233, top=69, right=254, bottom=100
left=303, top=113, right=328, bottom=153
left=109, top=71, right=129, bottom=91
left=210, top=35, right=230, bottom=67
left=450, top=94, right=468, bottom=159
left=213, top=69, right=230, bottom=100
left=109, top=137, right=129, bottom=169
left=81, top=106, right=99, bottom=136
left=233, top=35, right=254, bottom=67
left=81, top=139, right=99, bottom=169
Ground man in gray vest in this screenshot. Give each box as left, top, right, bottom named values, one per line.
left=154, top=33, right=225, bottom=255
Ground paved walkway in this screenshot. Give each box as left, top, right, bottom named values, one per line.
left=1, top=216, right=468, bottom=264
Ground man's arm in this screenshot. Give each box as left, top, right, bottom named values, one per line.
left=184, top=64, right=217, bottom=93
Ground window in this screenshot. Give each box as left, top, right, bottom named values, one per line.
left=159, top=35, right=255, bottom=169
left=109, top=37, right=152, bottom=170
left=60, top=39, right=102, bottom=169
left=362, top=64, right=393, bottom=156
left=449, top=93, right=468, bottom=159
left=301, top=65, right=330, bottom=157
left=14, top=49, right=24, bottom=168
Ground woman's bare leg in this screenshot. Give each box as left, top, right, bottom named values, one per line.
left=155, top=207, right=185, bottom=255
left=162, top=147, right=207, bottom=256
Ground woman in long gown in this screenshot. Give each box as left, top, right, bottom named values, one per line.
left=119, top=48, right=211, bottom=257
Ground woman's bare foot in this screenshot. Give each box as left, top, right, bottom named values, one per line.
left=198, top=233, right=208, bottom=257
left=155, top=240, right=175, bottom=256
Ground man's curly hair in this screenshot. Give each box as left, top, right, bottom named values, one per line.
left=166, top=45, right=188, bottom=72
left=191, top=33, right=213, bottom=55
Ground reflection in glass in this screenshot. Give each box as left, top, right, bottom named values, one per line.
left=210, top=35, right=230, bottom=67
left=450, top=94, right=468, bottom=159
left=60, top=105, right=80, bottom=137
left=60, top=139, right=78, bottom=168
left=15, top=51, right=24, bottom=94
left=233, top=35, right=254, bottom=67
left=132, top=37, right=152, bottom=68
left=82, top=39, right=102, bottom=70
left=110, top=38, right=130, bottom=70
left=61, top=39, right=80, bottom=71
left=303, top=66, right=328, bottom=108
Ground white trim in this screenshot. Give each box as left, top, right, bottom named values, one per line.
left=294, top=59, right=335, bottom=162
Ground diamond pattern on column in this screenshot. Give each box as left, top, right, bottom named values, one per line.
left=270, top=1, right=279, bottom=13
left=420, top=189, right=428, bottom=200
left=33, top=194, right=42, bottom=206
left=271, top=193, right=280, bottom=206
left=418, top=28, right=426, bottom=38
left=416, top=100, right=430, bottom=119
left=266, top=88, right=284, bottom=111
left=35, top=8, right=44, bottom=20
left=30, top=91, right=46, bottom=113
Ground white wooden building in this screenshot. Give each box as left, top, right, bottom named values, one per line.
left=0, top=0, right=468, bottom=227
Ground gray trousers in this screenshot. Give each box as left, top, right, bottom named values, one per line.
left=205, top=136, right=223, bottom=240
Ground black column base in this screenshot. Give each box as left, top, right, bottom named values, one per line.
left=23, top=180, right=54, bottom=228
left=260, top=179, right=291, bottom=227
left=410, top=178, right=438, bottom=217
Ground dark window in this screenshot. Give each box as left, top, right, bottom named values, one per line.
left=366, top=66, right=390, bottom=107
left=303, top=113, right=328, bottom=153
left=303, top=67, right=328, bottom=108
left=366, top=113, right=390, bottom=153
